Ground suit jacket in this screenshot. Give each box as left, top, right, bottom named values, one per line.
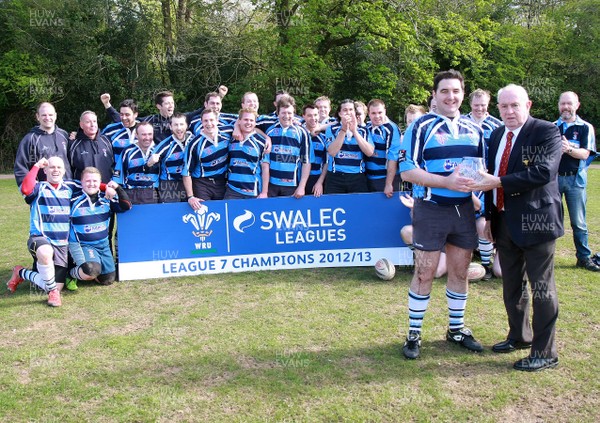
left=484, top=116, right=564, bottom=248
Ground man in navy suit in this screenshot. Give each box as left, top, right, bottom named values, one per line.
left=469, top=84, right=563, bottom=372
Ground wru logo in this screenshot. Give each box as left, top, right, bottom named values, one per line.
left=182, top=205, right=221, bottom=240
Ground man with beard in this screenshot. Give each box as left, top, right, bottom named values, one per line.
left=554, top=91, right=599, bottom=271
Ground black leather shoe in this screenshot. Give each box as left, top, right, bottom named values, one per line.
left=446, top=327, right=483, bottom=352
left=576, top=258, right=600, bottom=272
left=402, top=331, right=421, bottom=359
left=492, top=339, right=532, bottom=353
left=513, top=356, right=558, bottom=372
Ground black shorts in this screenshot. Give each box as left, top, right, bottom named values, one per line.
left=305, top=174, right=321, bottom=195
left=325, top=172, right=368, bottom=194
left=412, top=198, right=478, bottom=251
left=367, top=175, right=401, bottom=193
left=223, top=186, right=255, bottom=200
left=268, top=184, right=296, bottom=197
left=192, top=177, right=226, bottom=200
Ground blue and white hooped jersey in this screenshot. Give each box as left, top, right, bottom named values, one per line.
left=366, top=120, right=402, bottom=179
left=26, top=181, right=73, bottom=246
left=69, top=193, right=124, bottom=245
left=227, top=133, right=269, bottom=196
left=182, top=130, right=231, bottom=179
left=325, top=123, right=372, bottom=174
left=264, top=123, right=311, bottom=187
left=190, top=114, right=237, bottom=136
left=255, top=114, right=279, bottom=133
left=400, top=113, right=484, bottom=205
left=308, top=131, right=328, bottom=176
left=555, top=116, right=597, bottom=172
left=113, top=144, right=159, bottom=189
left=463, top=113, right=502, bottom=146
left=153, top=132, right=193, bottom=181
left=101, top=121, right=138, bottom=164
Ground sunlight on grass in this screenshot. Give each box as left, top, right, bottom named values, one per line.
left=1, top=172, right=599, bottom=422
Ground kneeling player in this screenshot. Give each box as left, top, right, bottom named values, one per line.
left=7, top=157, right=73, bottom=307
left=69, top=167, right=132, bottom=285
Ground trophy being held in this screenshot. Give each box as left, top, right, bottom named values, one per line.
left=458, top=157, right=486, bottom=182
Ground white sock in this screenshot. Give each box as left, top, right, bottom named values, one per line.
left=37, top=263, right=56, bottom=291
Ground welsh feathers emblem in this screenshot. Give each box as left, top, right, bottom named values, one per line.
left=182, top=204, right=221, bottom=239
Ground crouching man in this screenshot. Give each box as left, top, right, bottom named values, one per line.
left=68, top=167, right=132, bottom=285
left=7, top=157, right=73, bottom=306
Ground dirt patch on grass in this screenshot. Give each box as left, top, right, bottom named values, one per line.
left=495, top=388, right=597, bottom=422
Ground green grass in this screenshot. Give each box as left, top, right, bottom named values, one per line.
left=1, top=173, right=599, bottom=422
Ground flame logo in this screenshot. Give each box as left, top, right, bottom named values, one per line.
left=182, top=204, right=221, bottom=239
left=233, top=210, right=255, bottom=233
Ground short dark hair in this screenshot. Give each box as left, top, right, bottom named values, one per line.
left=302, top=103, right=317, bottom=115
left=432, top=69, right=464, bottom=92
left=367, top=99, right=385, bottom=111
left=155, top=91, right=174, bottom=105
left=119, top=99, right=138, bottom=114
left=171, top=112, right=187, bottom=123
left=204, top=92, right=220, bottom=103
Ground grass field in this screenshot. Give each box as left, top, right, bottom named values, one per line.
left=0, top=173, right=599, bottom=423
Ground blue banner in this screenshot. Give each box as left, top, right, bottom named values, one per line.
left=117, top=192, right=412, bottom=280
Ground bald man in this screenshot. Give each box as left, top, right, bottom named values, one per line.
left=554, top=91, right=599, bottom=271
left=470, top=84, right=563, bottom=372
left=8, top=157, right=74, bottom=307
left=14, top=102, right=72, bottom=187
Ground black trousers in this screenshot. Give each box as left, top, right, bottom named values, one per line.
left=495, top=213, right=559, bottom=359
left=325, top=172, right=368, bottom=194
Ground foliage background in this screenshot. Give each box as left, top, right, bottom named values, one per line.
left=0, top=0, right=599, bottom=170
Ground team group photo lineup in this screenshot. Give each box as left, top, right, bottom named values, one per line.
left=7, top=63, right=599, bottom=374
